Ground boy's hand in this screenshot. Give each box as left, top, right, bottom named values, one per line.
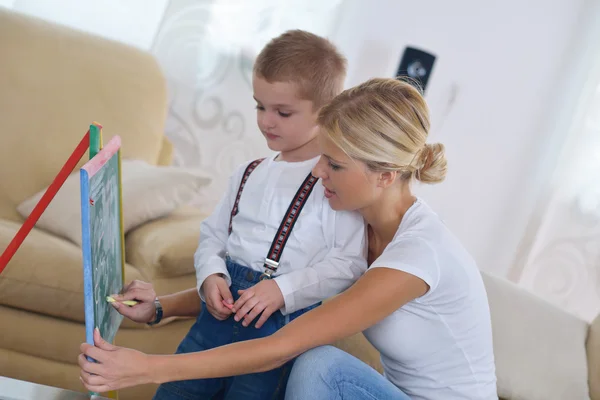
left=109, top=280, right=156, bottom=324
left=202, top=274, right=234, bottom=320
left=232, top=280, right=284, bottom=328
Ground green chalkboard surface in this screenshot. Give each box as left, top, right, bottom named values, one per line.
left=80, top=135, right=124, bottom=346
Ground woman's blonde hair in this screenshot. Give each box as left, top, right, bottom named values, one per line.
left=318, top=78, right=447, bottom=184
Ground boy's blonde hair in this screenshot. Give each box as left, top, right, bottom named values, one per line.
left=254, top=30, right=347, bottom=109
left=318, top=78, right=447, bottom=184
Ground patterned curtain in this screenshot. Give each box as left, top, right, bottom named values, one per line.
left=151, top=0, right=343, bottom=213
left=513, top=80, right=600, bottom=322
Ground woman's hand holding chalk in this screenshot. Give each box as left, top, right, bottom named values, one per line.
left=109, top=281, right=157, bottom=323
left=107, top=296, right=138, bottom=306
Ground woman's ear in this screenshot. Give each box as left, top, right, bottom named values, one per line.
left=377, top=171, right=398, bottom=188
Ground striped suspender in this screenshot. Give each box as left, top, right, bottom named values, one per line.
left=228, top=159, right=319, bottom=280
left=261, top=173, right=318, bottom=279
left=228, top=158, right=264, bottom=235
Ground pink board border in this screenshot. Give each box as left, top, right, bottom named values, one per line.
left=82, top=136, right=121, bottom=178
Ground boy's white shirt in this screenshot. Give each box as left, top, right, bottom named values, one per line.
left=194, top=154, right=368, bottom=315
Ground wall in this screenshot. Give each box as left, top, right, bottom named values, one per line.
left=5, top=0, right=168, bottom=50
left=0, top=0, right=15, bottom=9
left=330, top=0, right=588, bottom=276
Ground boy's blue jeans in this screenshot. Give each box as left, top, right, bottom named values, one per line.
left=153, top=258, right=318, bottom=400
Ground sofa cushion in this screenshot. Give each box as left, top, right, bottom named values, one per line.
left=481, top=271, right=590, bottom=400
left=0, top=219, right=146, bottom=323
left=0, top=304, right=194, bottom=368
left=16, top=160, right=211, bottom=246
left=0, top=8, right=169, bottom=222
left=0, top=305, right=195, bottom=400
left=333, top=332, right=383, bottom=374
left=157, top=137, right=174, bottom=167
left=125, top=206, right=207, bottom=280
left=588, top=313, right=600, bottom=400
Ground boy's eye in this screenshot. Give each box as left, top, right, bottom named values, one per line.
left=255, top=105, right=265, bottom=111
left=278, top=111, right=291, bottom=118
left=328, top=161, right=341, bottom=171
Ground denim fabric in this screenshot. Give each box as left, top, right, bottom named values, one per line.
left=153, top=258, right=318, bottom=400
left=285, top=346, right=411, bottom=400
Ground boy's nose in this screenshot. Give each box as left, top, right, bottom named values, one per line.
left=261, top=112, right=276, bottom=129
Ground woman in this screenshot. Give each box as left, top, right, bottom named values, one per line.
left=79, top=78, right=497, bottom=399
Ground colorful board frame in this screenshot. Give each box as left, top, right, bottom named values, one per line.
left=80, top=135, right=125, bottom=348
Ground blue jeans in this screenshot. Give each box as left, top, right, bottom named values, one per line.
left=285, top=346, right=411, bottom=400
left=153, top=259, right=318, bottom=400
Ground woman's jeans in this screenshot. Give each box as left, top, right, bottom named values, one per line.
left=285, top=345, right=411, bottom=400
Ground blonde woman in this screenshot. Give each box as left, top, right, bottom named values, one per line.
left=79, top=78, right=497, bottom=400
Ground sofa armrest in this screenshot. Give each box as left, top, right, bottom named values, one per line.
left=588, top=313, right=600, bottom=400
left=481, top=271, right=590, bottom=400
left=125, top=206, right=208, bottom=281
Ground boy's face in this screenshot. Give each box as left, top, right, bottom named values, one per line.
left=252, top=74, right=319, bottom=155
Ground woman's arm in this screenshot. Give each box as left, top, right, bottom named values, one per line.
left=79, top=267, right=427, bottom=392
left=111, top=283, right=201, bottom=323
left=162, top=267, right=427, bottom=379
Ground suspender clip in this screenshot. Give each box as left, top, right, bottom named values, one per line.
left=260, top=258, right=279, bottom=280
left=264, top=258, right=279, bottom=270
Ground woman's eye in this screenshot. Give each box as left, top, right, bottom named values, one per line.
left=329, top=162, right=341, bottom=171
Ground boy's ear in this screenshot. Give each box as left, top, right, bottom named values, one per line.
left=377, top=171, right=398, bottom=188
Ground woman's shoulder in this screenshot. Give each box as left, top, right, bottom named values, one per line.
left=393, top=199, right=473, bottom=262
left=369, top=200, right=442, bottom=291
left=393, top=199, right=446, bottom=241
left=372, top=199, right=477, bottom=293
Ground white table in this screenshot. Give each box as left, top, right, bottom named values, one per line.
left=0, top=376, right=110, bottom=400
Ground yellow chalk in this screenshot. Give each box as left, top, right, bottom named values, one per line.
left=106, top=296, right=138, bottom=306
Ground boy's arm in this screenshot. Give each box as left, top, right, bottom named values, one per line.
left=194, top=165, right=244, bottom=300
left=273, top=209, right=368, bottom=314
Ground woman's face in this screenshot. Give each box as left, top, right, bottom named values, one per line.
left=312, top=134, right=382, bottom=211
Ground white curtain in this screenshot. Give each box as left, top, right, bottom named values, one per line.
left=516, top=82, right=600, bottom=322
left=510, top=0, right=600, bottom=322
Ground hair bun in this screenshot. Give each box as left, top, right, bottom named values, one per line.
left=415, top=143, right=447, bottom=184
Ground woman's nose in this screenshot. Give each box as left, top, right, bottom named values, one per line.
left=312, top=157, right=327, bottom=179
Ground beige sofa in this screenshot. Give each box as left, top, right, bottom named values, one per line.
left=0, top=8, right=205, bottom=400
left=0, top=8, right=598, bottom=400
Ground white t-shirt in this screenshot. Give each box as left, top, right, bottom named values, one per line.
left=194, top=155, right=368, bottom=315
left=363, top=199, right=497, bottom=400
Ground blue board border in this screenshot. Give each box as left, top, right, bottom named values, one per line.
left=80, top=169, right=95, bottom=348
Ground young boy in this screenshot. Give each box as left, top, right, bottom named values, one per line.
left=114, top=30, right=367, bottom=400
